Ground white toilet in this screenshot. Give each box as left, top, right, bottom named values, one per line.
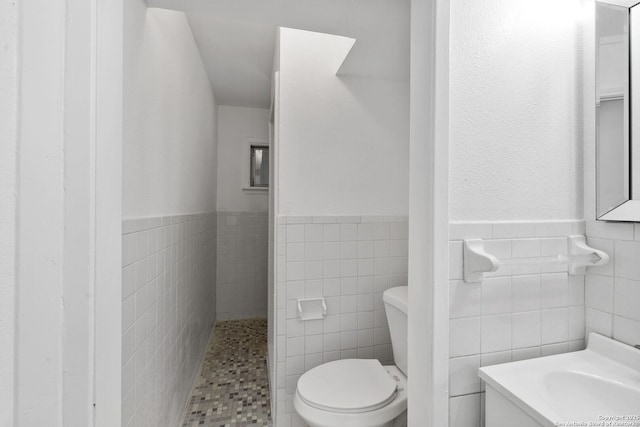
left=293, top=286, right=408, bottom=427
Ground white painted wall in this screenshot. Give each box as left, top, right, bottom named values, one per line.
left=446, top=1, right=589, bottom=426
left=12, top=0, right=122, bottom=423
left=449, top=0, right=584, bottom=221
left=122, top=3, right=217, bottom=426
left=277, top=28, right=410, bottom=216
left=123, top=1, right=218, bottom=218
left=16, top=0, right=68, bottom=423
left=16, top=0, right=125, bottom=424
left=217, top=105, right=270, bottom=212
left=0, top=1, right=17, bottom=425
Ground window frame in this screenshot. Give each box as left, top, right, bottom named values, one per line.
left=249, top=144, right=269, bottom=188
left=242, top=138, right=270, bottom=192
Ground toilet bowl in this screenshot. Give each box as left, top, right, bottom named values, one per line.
left=293, top=359, right=406, bottom=427
left=293, top=286, right=409, bottom=427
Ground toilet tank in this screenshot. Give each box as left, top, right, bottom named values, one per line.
left=383, top=286, right=408, bottom=376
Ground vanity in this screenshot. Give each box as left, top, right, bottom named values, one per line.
left=479, top=334, right=640, bottom=427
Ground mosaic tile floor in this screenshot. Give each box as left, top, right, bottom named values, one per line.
left=181, top=319, right=272, bottom=427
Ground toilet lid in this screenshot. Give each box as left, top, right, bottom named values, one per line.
left=296, top=359, right=397, bottom=414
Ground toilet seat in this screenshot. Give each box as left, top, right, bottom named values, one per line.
left=296, top=359, right=397, bottom=414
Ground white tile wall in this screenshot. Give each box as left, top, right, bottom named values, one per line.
left=448, top=220, right=586, bottom=427
left=449, top=394, right=481, bottom=427
left=216, top=212, right=268, bottom=320
left=274, top=215, right=408, bottom=427
left=584, top=220, right=640, bottom=346
left=121, top=213, right=216, bottom=427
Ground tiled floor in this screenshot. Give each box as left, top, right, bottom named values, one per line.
left=181, top=319, right=272, bottom=427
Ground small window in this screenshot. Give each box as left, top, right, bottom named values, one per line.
left=250, top=145, right=269, bottom=188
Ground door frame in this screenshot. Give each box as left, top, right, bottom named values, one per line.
left=16, top=0, right=450, bottom=425
left=408, top=0, right=450, bottom=426
left=16, top=0, right=123, bottom=425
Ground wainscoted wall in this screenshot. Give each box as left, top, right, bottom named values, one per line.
left=584, top=221, right=640, bottom=346
left=274, top=215, right=408, bottom=427
left=121, top=214, right=217, bottom=427
left=448, top=220, right=587, bottom=427
left=216, top=211, right=268, bottom=320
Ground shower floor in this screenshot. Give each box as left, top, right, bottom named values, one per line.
left=181, top=318, right=272, bottom=427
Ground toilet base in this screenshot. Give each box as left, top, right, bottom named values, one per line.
left=296, top=409, right=406, bottom=427
left=303, top=419, right=397, bottom=427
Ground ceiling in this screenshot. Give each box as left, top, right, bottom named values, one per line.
left=145, top=0, right=410, bottom=108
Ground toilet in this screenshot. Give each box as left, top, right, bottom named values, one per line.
left=293, top=286, right=408, bottom=427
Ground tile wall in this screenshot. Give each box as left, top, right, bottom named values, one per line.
left=274, top=216, right=409, bottom=427
left=121, top=213, right=217, bottom=427
left=584, top=220, right=640, bottom=346
left=448, top=220, right=587, bottom=427
left=216, top=212, right=268, bottom=320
